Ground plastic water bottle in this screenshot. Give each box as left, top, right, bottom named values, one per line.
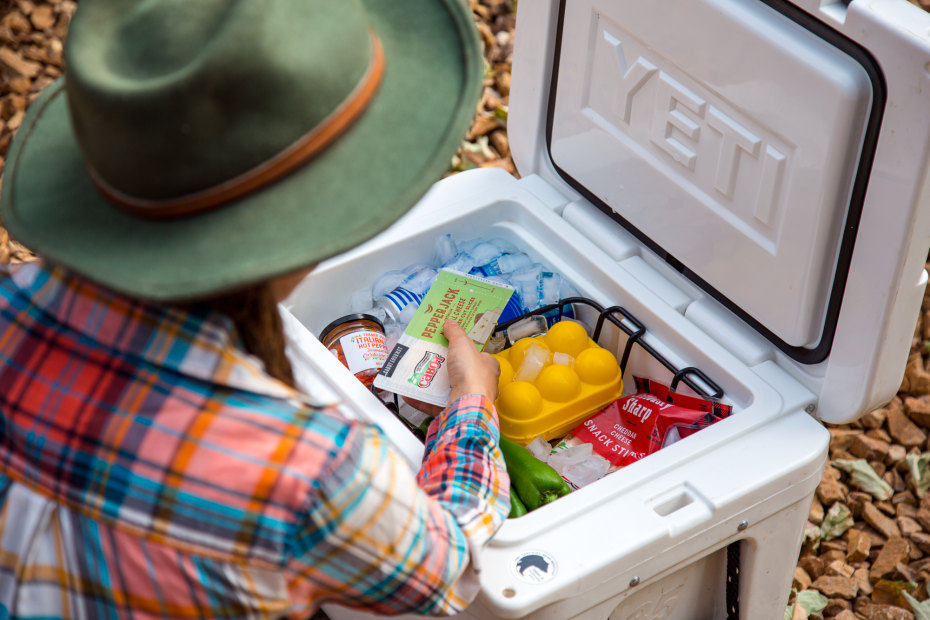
left=374, top=265, right=437, bottom=324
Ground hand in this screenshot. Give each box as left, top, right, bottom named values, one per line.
left=444, top=319, right=500, bottom=406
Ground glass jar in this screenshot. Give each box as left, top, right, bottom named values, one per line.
left=319, top=314, right=388, bottom=387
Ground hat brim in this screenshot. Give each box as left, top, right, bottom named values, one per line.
left=1, top=0, right=483, bottom=301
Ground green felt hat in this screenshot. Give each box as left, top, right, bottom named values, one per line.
left=1, top=0, right=483, bottom=300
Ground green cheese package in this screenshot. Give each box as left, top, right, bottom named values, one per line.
left=373, top=269, right=514, bottom=406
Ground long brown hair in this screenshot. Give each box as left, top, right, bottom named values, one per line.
left=202, top=283, right=296, bottom=388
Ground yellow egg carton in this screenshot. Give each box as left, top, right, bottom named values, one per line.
left=493, top=320, right=623, bottom=445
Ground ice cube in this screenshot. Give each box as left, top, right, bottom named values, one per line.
left=553, top=352, right=574, bottom=367
left=506, top=316, right=548, bottom=343
left=548, top=443, right=594, bottom=475
left=432, top=233, right=457, bottom=267
left=525, top=436, right=552, bottom=462
left=509, top=264, right=544, bottom=302
left=514, top=342, right=550, bottom=382
left=487, top=237, right=518, bottom=254
left=539, top=272, right=563, bottom=306
left=562, top=454, right=611, bottom=488
left=349, top=288, right=374, bottom=313
left=495, top=252, right=532, bottom=274
left=384, top=320, right=404, bottom=351
left=440, top=252, right=477, bottom=275
left=469, top=242, right=503, bottom=266
left=372, top=270, right=406, bottom=298
left=401, top=267, right=439, bottom=296
left=484, top=332, right=507, bottom=354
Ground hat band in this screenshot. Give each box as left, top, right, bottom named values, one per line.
left=89, top=30, right=385, bottom=219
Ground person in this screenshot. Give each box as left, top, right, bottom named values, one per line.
left=0, top=0, right=510, bottom=618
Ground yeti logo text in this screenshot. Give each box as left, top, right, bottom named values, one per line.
left=591, top=28, right=787, bottom=227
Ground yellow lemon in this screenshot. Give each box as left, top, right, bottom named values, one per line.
left=535, top=364, right=582, bottom=402
left=496, top=355, right=514, bottom=390
left=508, top=337, right=550, bottom=367
left=544, top=320, right=590, bottom=357
left=498, top=381, right=543, bottom=420
left=574, top=347, right=621, bottom=385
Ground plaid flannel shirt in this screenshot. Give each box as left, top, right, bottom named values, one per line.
left=0, top=261, right=510, bottom=619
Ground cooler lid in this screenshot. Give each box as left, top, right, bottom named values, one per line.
left=546, top=0, right=879, bottom=360
left=508, top=0, right=930, bottom=422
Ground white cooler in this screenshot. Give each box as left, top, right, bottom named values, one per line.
left=279, top=0, right=930, bottom=618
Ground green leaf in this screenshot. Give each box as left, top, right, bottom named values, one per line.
left=904, top=589, right=930, bottom=620
left=820, top=502, right=854, bottom=541
left=795, top=590, right=828, bottom=616
left=784, top=603, right=796, bottom=620
left=907, top=452, right=930, bottom=498
left=462, top=136, right=495, bottom=162
left=802, top=521, right=821, bottom=551
left=832, top=458, right=894, bottom=500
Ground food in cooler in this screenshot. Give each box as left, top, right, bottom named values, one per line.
left=374, top=269, right=515, bottom=406
left=499, top=436, right=572, bottom=515
left=551, top=377, right=732, bottom=480
left=319, top=314, right=388, bottom=387
left=346, top=234, right=580, bottom=354
left=494, top=320, right=623, bottom=444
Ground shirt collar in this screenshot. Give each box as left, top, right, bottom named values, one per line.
left=6, top=261, right=300, bottom=401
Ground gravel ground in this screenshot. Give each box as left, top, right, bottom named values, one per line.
left=4, top=1, right=930, bottom=618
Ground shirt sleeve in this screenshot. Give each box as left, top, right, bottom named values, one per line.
left=285, top=394, right=510, bottom=616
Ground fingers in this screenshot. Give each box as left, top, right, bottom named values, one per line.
left=442, top=319, right=469, bottom=347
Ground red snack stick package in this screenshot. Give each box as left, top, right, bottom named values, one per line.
left=551, top=377, right=731, bottom=470
left=633, top=377, right=732, bottom=455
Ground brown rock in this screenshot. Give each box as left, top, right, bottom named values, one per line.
left=793, top=566, right=812, bottom=591
left=876, top=499, right=896, bottom=515
left=899, top=515, right=922, bottom=537
left=902, top=353, right=930, bottom=395
left=867, top=428, right=894, bottom=444
left=910, top=531, right=930, bottom=554
left=28, top=5, right=55, bottom=30
left=810, top=498, right=825, bottom=525
left=858, top=604, right=915, bottom=620
left=887, top=444, right=908, bottom=466
left=850, top=434, right=891, bottom=462
left=848, top=529, right=872, bottom=562
left=870, top=537, right=911, bottom=581
left=833, top=611, right=857, bottom=620
left=831, top=430, right=862, bottom=455
left=864, top=502, right=903, bottom=539
left=800, top=555, right=827, bottom=580
left=0, top=48, right=42, bottom=79
left=854, top=567, right=873, bottom=595
left=849, top=492, right=872, bottom=518
left=823, top=549, right=848, bottom=564
left=872, top=579, right=918, bottom=608
left=917, top=506, right=930, bottom=532
left=888, top=407, right=928, bottom=448
left=824, top=598, right=853, bottom=616
left=826, top=559, right=856, bottom=578
left=820, top=476, right=849, bottom=506
left=905, top=395, right=930, bottom=429
left=861, top=407, right=888, bottom=429
left=813, top=575, right=859, bottom=599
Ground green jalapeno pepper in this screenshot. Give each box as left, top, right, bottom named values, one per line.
left=499, top=436, right=572, bottom=511
left=508, top=487, right=528, bottom=518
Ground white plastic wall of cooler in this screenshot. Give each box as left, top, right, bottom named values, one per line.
left=550, top=0, right=872, bottom=350
left=508, top=0, right=930, bottom=424
left=283, top=168, right=829, bottom=619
